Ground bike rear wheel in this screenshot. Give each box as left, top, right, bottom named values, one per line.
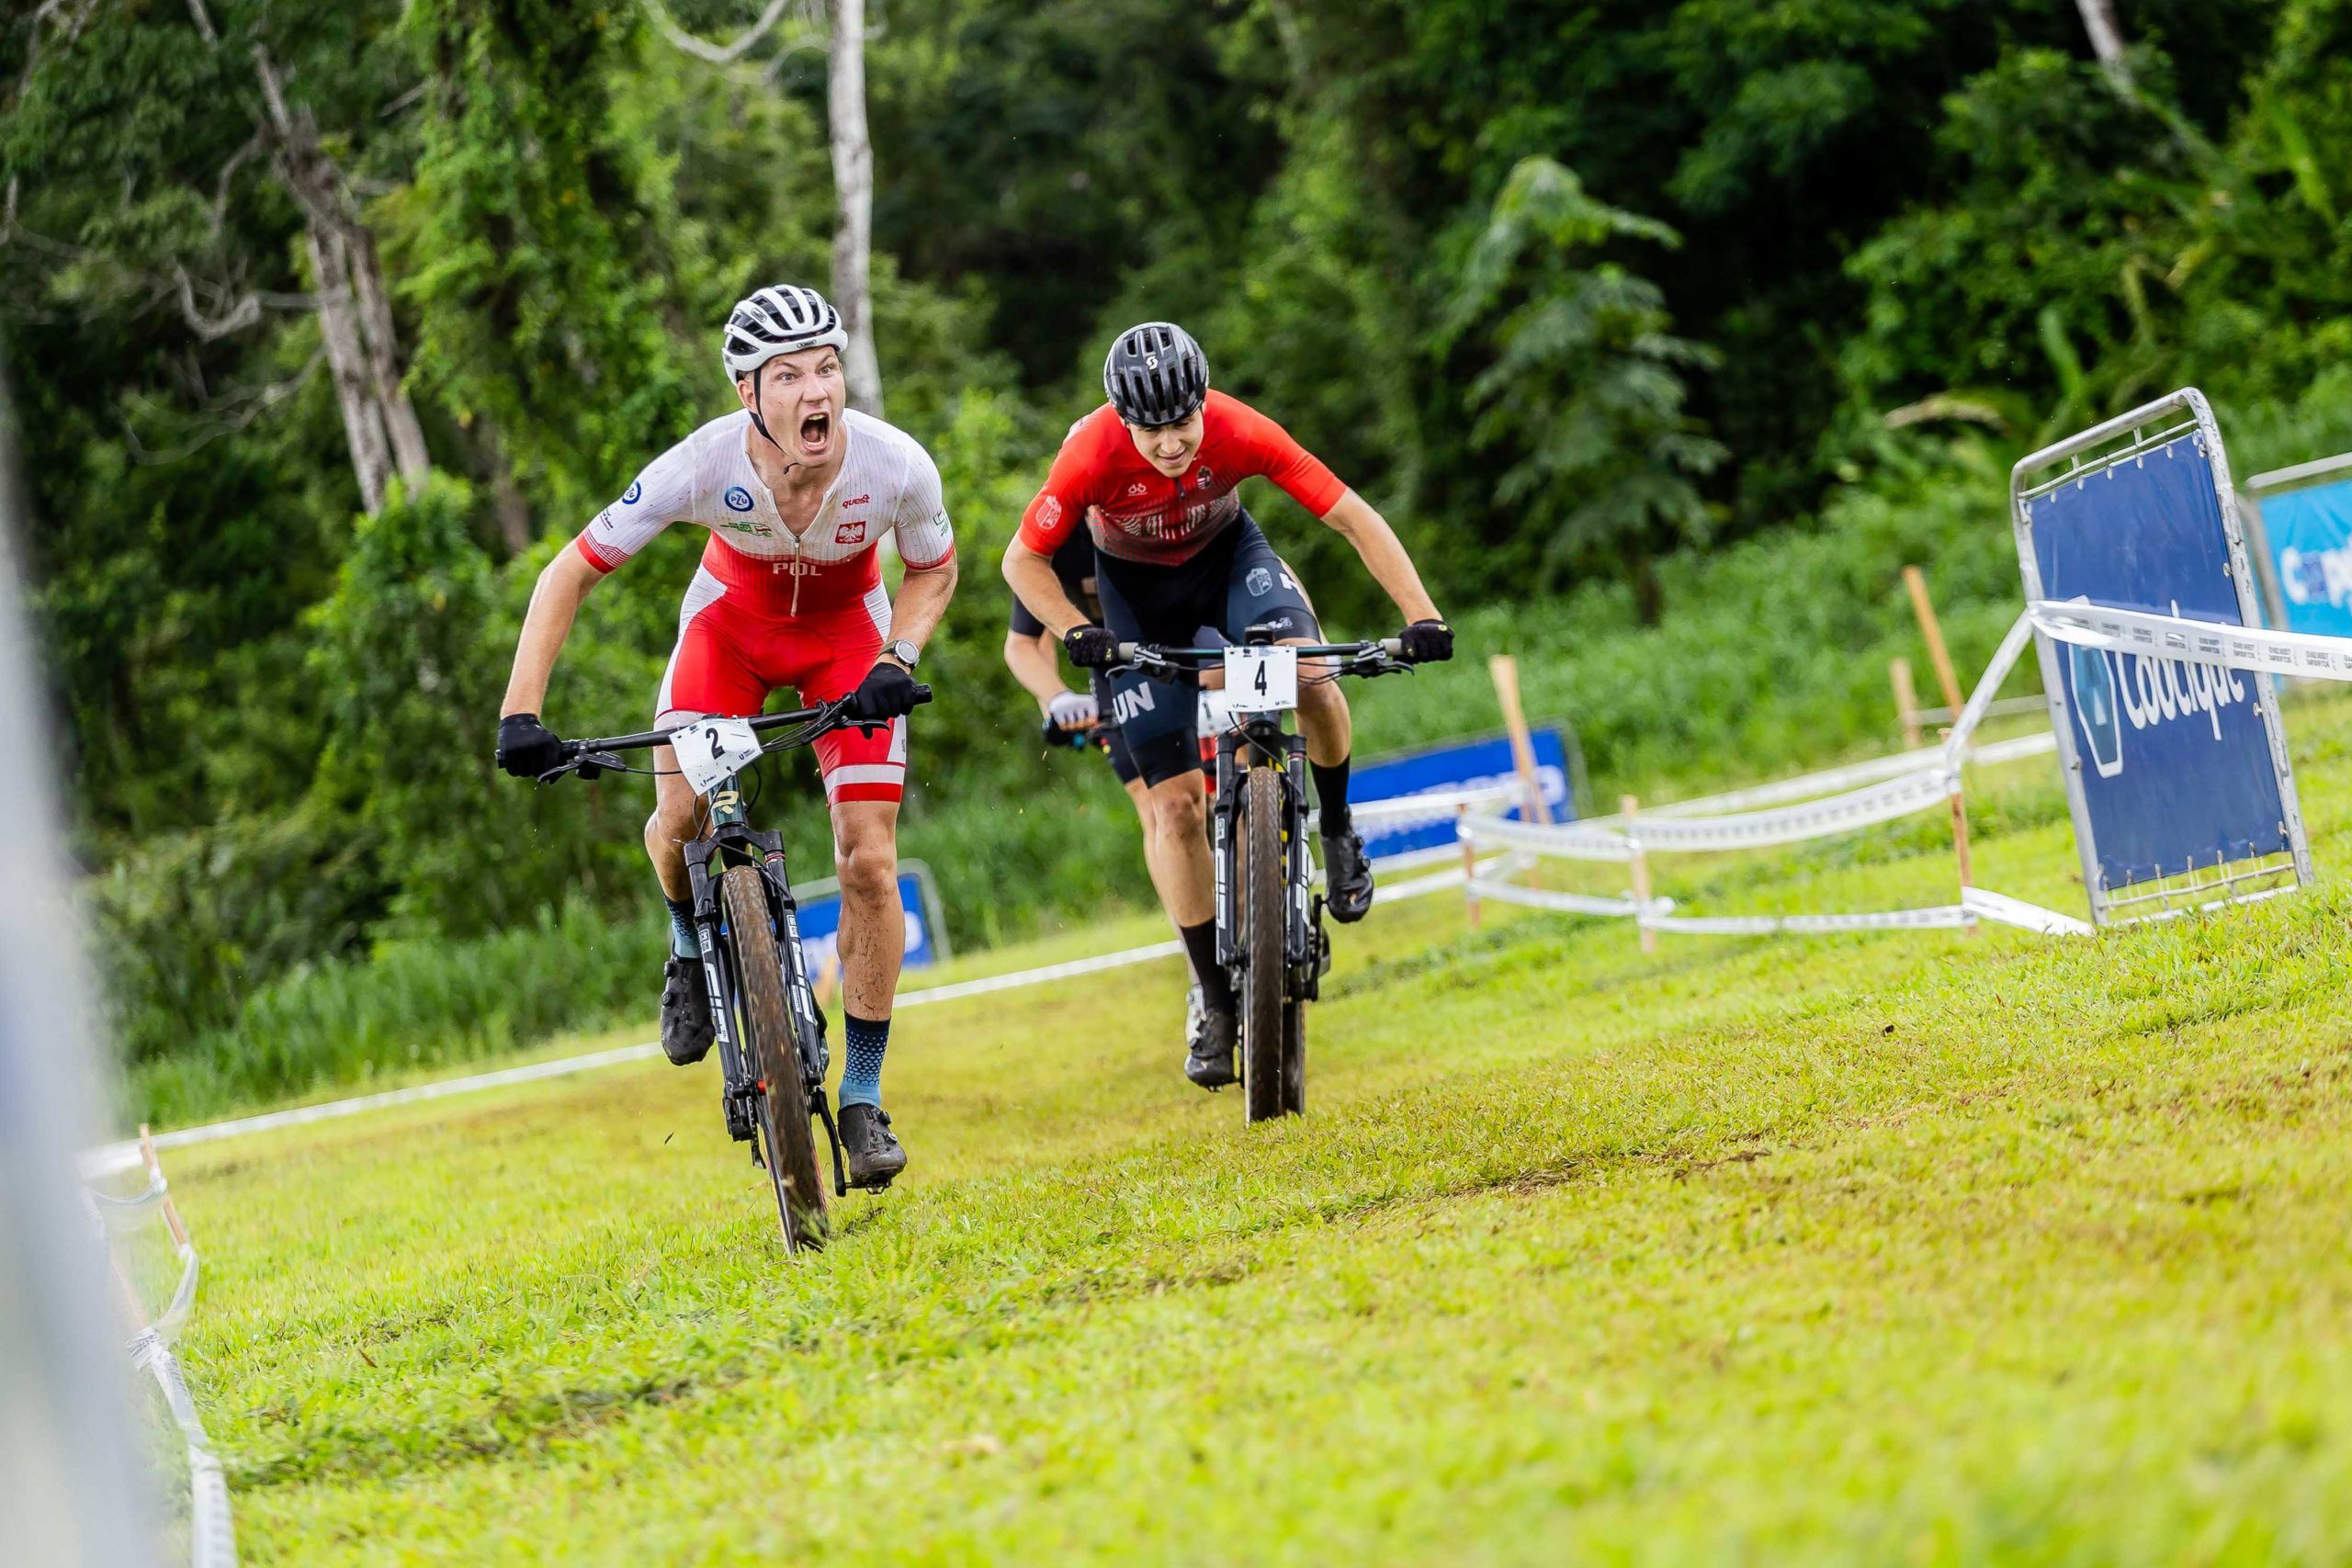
left=721, top=863, right=831, bottom=1252
left=1239, top=764, right=1290, bottom=1123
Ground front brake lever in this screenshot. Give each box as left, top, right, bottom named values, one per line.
left=572, top=750, right=624, bottom=780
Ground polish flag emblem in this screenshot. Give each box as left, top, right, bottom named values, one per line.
left=835, top=519, right=868, bottom=545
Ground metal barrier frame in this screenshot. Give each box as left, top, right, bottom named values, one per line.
left=2009, top=387, right=2313, bottom=927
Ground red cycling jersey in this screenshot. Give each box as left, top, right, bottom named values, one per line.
left=1018, top=390, right=1346, bottom=568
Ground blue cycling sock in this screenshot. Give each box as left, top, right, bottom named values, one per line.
left=665, top=897, right=699, bottom=960
left=838, top=1012, right=890, bottom=1110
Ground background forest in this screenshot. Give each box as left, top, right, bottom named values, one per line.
left=6, top=0, right=2352, bottom=1118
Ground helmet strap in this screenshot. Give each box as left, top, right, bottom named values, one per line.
left=746, top=376, right=799, bottom=474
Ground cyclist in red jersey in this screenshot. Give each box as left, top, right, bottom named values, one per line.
left=494, top=286, right=956, bottom=1187
left=1002, top=321, right=1453, bottom=1089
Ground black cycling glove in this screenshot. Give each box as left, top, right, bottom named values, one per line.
left=845, top=660, right=922, bottom=729
left=1065, top=625, right=1122, bottom=670
left=1399, top=619, right=1454, bottom=664
left=496, top=713, right=564, bottom=779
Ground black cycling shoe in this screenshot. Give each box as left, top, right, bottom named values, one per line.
left=660, top=955, right=715, bottom=1066
left=839, top=1102, right=908, bottom=1189
left=1185, top=1007, right=1238, bottom=1089
left=1321, top=827, right=1375, bottom=923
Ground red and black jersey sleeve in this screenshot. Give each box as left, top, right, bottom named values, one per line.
left=1018, top=408, right=1119, bottom=554
left=1214, top=392, right=1347, bottom=518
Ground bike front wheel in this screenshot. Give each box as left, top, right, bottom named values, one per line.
left=721, top=863, right=831, bottom=1253
left=1239, top=764, right=1292, bottom=1123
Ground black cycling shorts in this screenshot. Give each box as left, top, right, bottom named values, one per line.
left=1095, top=508, right=1321, bottom=786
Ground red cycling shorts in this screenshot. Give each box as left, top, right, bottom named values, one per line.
left=652, top=548, right=905, bottom=807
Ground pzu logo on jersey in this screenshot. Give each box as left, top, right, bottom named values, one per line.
left=723, top=485, right=755, bottom=513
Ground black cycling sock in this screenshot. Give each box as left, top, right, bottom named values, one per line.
left=1311, top=755, right=1352, bottom=834
left=664, top=897, right=698, bottom=959
left=1180, top=920, right=1235, bottom=1016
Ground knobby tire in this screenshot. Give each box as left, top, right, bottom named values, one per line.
left=1240, top=765, right=1290, bottom=1123
left=721, top=864, right=831, bottom=1252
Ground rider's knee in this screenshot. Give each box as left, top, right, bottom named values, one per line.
left=834, top=827, right=898, bottom=900
left=1149, top=776, right=1207, bottom=840
left=1295, top=670, right=1347, bottom=721
left=646, top=796, right=699, bottom=853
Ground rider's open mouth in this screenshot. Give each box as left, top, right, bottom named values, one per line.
left=800, top=411, right=831, bottom=450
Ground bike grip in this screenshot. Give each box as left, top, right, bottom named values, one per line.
left=1380, top=637, right=1406, bottom=659
left=910, top=682, right=934, bottom=705
left=1116, top=642, right=1140, bottom=662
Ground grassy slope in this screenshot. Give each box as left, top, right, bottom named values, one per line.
left=168, top=700, right=2352, bottom=1562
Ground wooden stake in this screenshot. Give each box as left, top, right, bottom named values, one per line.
left=1487, top=653, right=1552, bottom=825
left=1945, top=750, right=1978, bottom=938
left=1903, top=564, right=1966, bottom=717
left=1623, top=794, right=1658, bottom=954
left=1890, top=657, right=1923, bottom=750
left=1459, top=802, right=1481, bottom=930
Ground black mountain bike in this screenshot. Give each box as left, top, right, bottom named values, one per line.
left=537, top=690, right=929, bottom=1253
left=1118, top=629, right=1411, bottom=1123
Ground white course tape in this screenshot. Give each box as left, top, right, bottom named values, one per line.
left=1464, top=878, right=2091, bottom=940
left=1633, top=766, right=1959, bottom=852
left=1963, top=886, right=2096, bottom=936
left=2030, top=599, right=2352, bottom=682
left=1460, top=879, right=1650, bottom=919
left=132, top=1329, right=235, bottom=1568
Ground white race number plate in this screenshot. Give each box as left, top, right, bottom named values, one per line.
left=673, top=716, right=765, bottom=795
left=1222, top=645, right=1299, bottom=714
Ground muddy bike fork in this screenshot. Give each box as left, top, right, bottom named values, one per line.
left=1210, top=723, right=1321, bottom=993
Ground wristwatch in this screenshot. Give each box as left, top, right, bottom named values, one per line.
left=884, top=638, right=921, bottom=670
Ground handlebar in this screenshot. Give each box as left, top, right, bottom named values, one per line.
left=1113, top=639, right=1409, bottom=679
left=541, top=684, right=933, bottom=782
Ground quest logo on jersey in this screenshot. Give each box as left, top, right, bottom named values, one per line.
left=724, top=485, right=755, bottom=513
left=835, top=520, right=867, bottom=546
left=622, top=480, right=642, bottom=505
left=843, top=493, right=871, bottom=508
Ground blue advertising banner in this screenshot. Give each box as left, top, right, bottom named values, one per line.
left=2019, top=423, right=2290, bottom=896
left=2252, top=474, right=2352, bottom=638
left=1351, top=727, right=1575, bottom=863
left=794, top=868, right=944, bottom=987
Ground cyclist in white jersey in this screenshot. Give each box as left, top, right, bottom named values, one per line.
left=496, top=286, right=957, bottom=1187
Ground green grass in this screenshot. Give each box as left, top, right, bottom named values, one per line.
left=157, top=695, right=2352, bottom=1562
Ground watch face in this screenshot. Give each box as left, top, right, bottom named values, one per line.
left=889, top=640, right=920, bottom=667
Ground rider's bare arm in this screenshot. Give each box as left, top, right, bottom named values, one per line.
left=501, top=544, right=605, bottom=717
left=884, top=556, right=959, bottom=666
left=1002, top=536, right=1095, bottom=642
left=1319, top=488, right=1442, bottom=626
left=1002, top=627, right=1073, bottom=712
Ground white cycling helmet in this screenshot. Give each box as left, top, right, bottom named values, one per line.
left=721, top=284, right=848, bottom=382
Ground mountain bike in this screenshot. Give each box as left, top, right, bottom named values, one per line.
left=536, top=690, right=929, bottom=1253
left=1117, top=629, right=1411, bottom=1123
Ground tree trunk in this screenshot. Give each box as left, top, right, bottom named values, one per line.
left=827, top=0, right=882, bottom=417
left=347, top=230, right=431, bottom=485
left=2075, top=0, right=2134, bottom=95
left=253, top=44, right=424, bottom=510
left=470, top=413, right=537, bottom=554
left=305, top=226, right=393, bottom=514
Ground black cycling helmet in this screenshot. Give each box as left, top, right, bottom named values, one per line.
left=1102, top=321, right=1209, bottom=427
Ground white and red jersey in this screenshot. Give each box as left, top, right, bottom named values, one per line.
left=574, top=408, right=956, bottom=617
